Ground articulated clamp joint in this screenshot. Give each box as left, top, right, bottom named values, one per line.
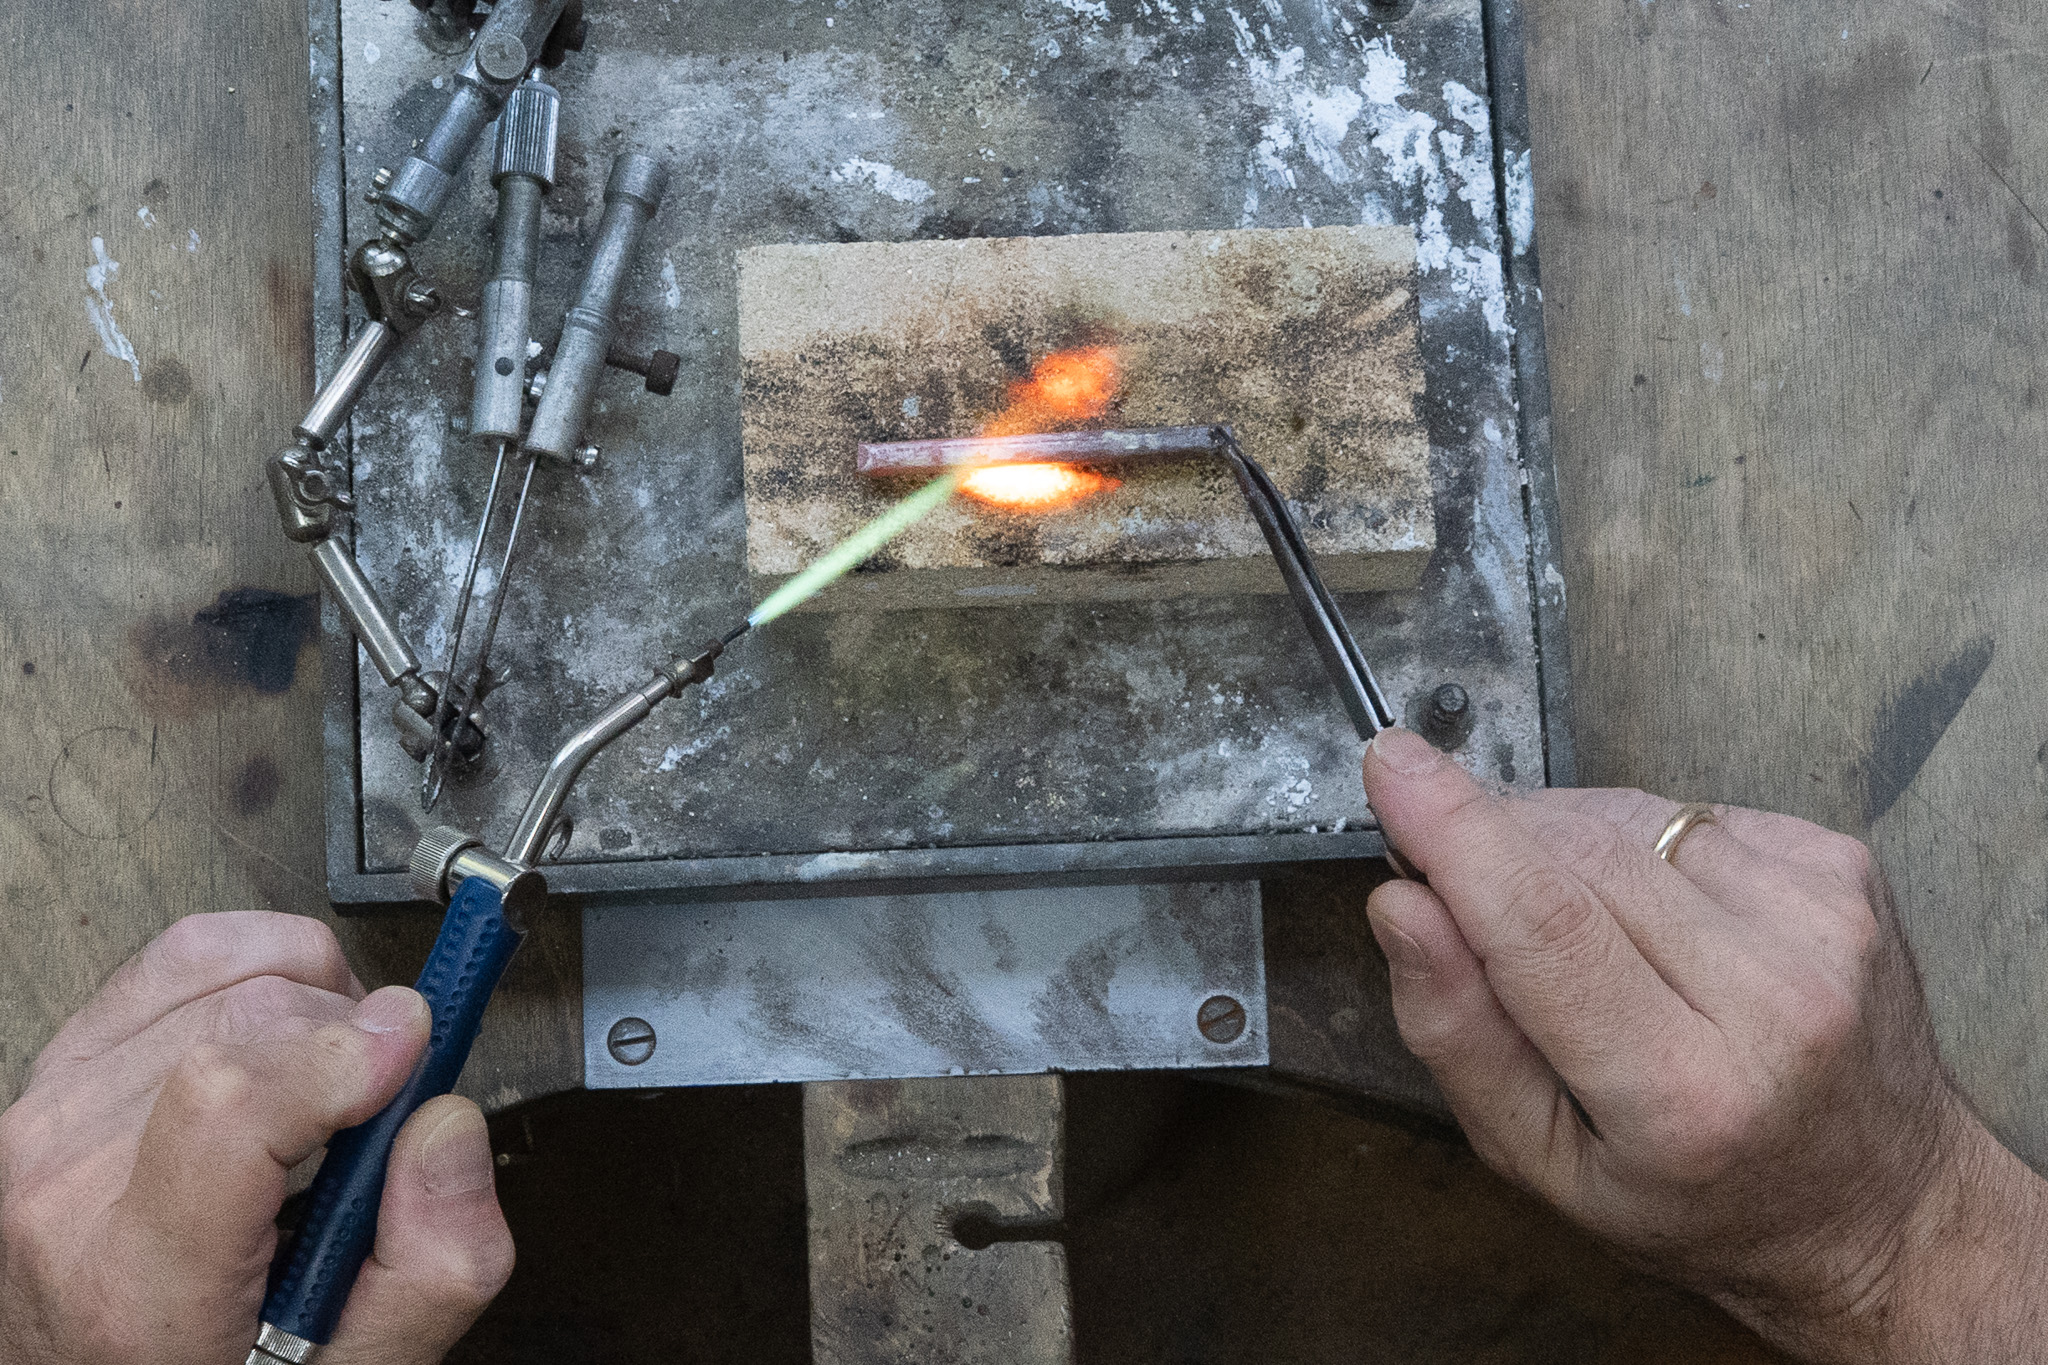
left=349, top=241, right=443, bottom=338
left=267, top=442, right=354, bottom=543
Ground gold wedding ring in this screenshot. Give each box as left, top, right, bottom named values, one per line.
left=1654, top=803, right=1719, bottom=864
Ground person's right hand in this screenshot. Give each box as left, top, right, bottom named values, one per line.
left=0, top=911, right=514, bottom=1365
left=1361, top=727, right=2048, bottom=1364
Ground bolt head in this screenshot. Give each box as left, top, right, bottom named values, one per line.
left=476, top=31, right=530, bottom=82
left=572, top=444, right=601, bottom=471
left=1196, top=994, right=1247, bottom=1044
left=1430, top=682, right=1469, bottom=719
left=371, top=166, right=394, bottom=189
left=644, top=349, right=682, bottom=396
left=607, top=1016, right=657, bottom=1066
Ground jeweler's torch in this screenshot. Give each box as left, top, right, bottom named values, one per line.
left=245, top=473, right=956, bottom=1365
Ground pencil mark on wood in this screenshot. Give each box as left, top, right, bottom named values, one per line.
left=47, top=726, right=168, bottom=840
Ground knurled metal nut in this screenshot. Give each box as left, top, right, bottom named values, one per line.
left=409, top=824, right=482, bottom=904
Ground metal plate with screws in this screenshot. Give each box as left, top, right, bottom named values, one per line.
left=316, top=0, right=1574, bottom=906
left=582, top=882, right=1267, bottom=1087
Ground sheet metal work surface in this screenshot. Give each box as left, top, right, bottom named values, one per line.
left=326, top=0, right=1547, bottom=895
left=583, top=883, right=1267, bottom=1086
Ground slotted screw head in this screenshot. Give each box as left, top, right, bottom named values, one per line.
left=607, top=1016, right=656, bottom=1066
left=1197, top=994, right=1246, bottom=1044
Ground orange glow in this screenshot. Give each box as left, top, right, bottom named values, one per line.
left=981, top=345, right=1121, bottom=438
left=960, top=462, right=1122, bottom=510
left=959, top=345, right=1123, bottom=511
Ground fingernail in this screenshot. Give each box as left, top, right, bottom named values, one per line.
left=1368, top=908, right=1432, bottom=981
left=1367, top=726, right=1441, bottom=776
left=420, top=1103, right=495, bottom=1197
left=350, top=985, right=427, bottom=1035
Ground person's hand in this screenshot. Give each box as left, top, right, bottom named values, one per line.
left=0, top=912, right=514, bottom=1365
left=1361, top=727, right=2048, bottom=1363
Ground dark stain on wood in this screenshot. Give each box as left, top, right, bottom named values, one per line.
left=140, top=356, right=192, bottom=404
left=1862, top=636, right=1995, bottom=825
left=123, top=588, right=320, bottom=715
left=232, top=754, right=283, bottom=816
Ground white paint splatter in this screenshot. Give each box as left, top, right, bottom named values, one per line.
left=363, top=41, right=381, bottom=64
left=659, top=253, right=682, bottom=309
left=136, top=205, right=157, bottom=227
left=186, top=229, right=201, bottom=253
left=1504, top=148, right=1535, bottom=256
left=1675, top=276, right=1693, bottom=317
left=84, top=237, right=141, bottom=382
left=1056, top=0, right=1110, bottom=20
left=1701, top=340, right=1725, bottom=383
left=831, top=157, right=934, bottom=204
left=901, top=395, right=920, bottom=417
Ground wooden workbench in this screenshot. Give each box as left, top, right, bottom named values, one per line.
left=1, top=0, right=2038, bottom=1358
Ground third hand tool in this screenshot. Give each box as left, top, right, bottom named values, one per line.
left=417, top=150, right=680, bottom=809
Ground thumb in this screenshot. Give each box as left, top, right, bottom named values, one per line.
left=325, top=1095, right=514, bottom=1364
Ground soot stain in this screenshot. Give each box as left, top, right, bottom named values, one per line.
left=126, top=588, right=320, bottom=714
left=232, top=754, right=282, bottom=816
left=1862, top=635, right=1995, bottom=825
left=141, top=356, right=193, bottom=404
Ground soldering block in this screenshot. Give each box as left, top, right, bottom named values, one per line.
left=738, top=226, right=1432, bottom=611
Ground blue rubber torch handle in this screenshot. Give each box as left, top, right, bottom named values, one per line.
left=261, top=875, right=525, bottom=1344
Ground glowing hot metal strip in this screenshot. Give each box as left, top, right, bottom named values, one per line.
left=747, top=470, right=962, bottom=627
left=855, top=425, right=1227, bottom=476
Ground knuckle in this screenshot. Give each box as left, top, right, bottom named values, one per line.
left=164, top=1043, right=258, bottom=1119
left=150, top=912, right=241, bottom=975
left=415, top=1229, right=516, bottom=1314
left=1641, top=1079, right=1758, bottom=1185
left=0, top=1183, right=70, bottom=1283
left=1812, top=830, right=1878, bottom=890
left=210, top=974, right=330, bottom=1042
left=1500, top=866, right=1607, bottom=961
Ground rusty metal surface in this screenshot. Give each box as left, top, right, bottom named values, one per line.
left=805, top=1076, right=1073, bottom=1365
left=582, top=882, right=1266, bottom=1087
left=323, top=0, right=1549, bottom=898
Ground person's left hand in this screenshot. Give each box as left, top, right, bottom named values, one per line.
left=0, top=911, right=515, bottom=1365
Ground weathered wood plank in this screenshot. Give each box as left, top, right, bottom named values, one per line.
left=1523, top=0, right=2048, bottom=1166
left=0, top=0, right=578, bottom=1113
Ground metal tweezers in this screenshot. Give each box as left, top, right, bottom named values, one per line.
left=1215, top=426, right=1398, bottom=742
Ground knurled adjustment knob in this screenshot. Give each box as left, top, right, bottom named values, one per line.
left=492, top=79, right=560, bottom=189
left=410, top=825, right=483, bottom=905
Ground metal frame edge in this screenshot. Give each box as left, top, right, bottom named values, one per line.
left=1482, top=0, right=1578, bottom=788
